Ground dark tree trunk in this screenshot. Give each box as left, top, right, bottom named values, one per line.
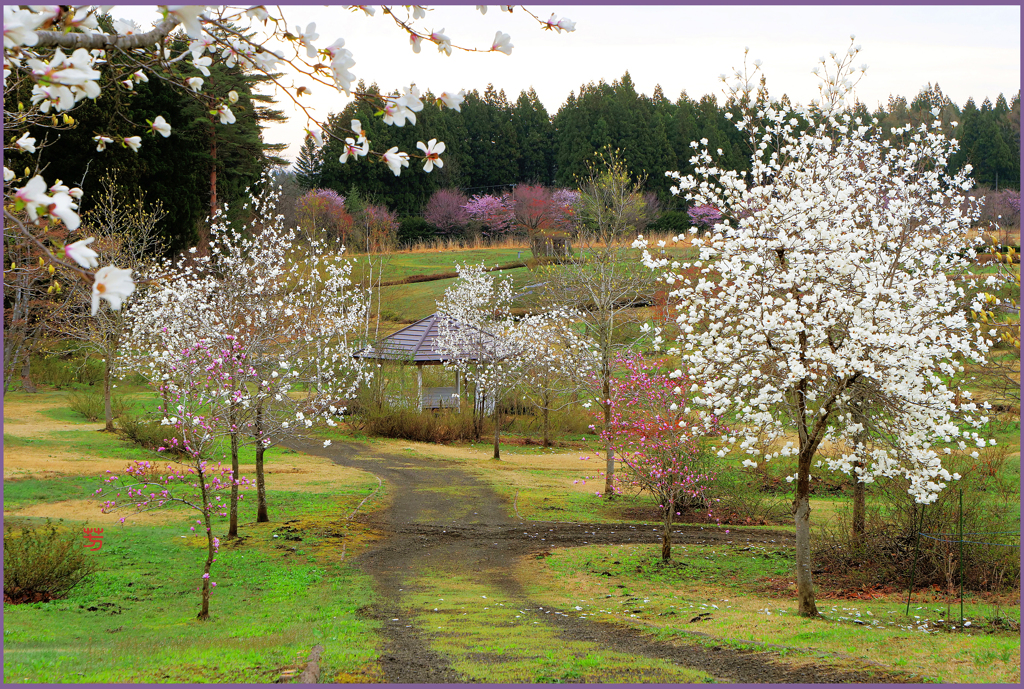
left=197, top=481, right=214, bottom=621
left=852, top=457, right=866, bottom=546
left=228, top=402, right=239, bottom=539
left=661, top=501, right=674, bottom=561
left=603, top=368, right=614, bottom=497
left=255, top=401, right=269, bottom=523
left=20, top=350, right=35, bottom=392
left=794, top=446, right=818, bottom=617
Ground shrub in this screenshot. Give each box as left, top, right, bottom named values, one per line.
left=116, top=412, right=186, bottom=452
left=3, top=519, right=101, bottom=604
left=33, top=355, right=104, bottom=389
left=398, top=216, right=440, bottom=246
left=361, top=406, right=485, bottom=444
left=646, top=209, right=691, bottom=236
left=815, top=448, right=1020, bottom=593
left=66, top=389, right=133, bottom=422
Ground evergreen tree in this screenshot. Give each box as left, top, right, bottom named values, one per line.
left=294, top=134, right=323, bottom=191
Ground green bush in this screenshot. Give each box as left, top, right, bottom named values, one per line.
left=362, top=405, right=485, bottom=444
left=398, top=216, right=440, bottom=245
left=815, top=449, right=1021, bottom=592
left=116, top=412, right=185, bottom=452
left=66, top=389, right=133, bottom=422
left=33, top=355, right=104, bottom=389
left=3, top=519, right=101, bottom=604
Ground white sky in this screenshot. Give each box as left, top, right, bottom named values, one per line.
left=116, top=4, right=1021, bottom=163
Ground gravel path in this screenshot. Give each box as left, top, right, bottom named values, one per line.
left=290, top=438, right=919, bottom=684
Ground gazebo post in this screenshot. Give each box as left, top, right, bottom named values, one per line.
left=416, top=363, right=424, bottom=411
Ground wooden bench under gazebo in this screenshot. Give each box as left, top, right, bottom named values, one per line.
left=353, top=313, right=494, bottom=412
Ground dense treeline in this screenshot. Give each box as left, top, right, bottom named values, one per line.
left=13, top=53, right=1016, bottom=253
left=312, top=75, right=1018, bottom=221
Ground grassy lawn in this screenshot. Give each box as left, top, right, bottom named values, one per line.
left=3, top=391, right=386, bottom=683
left=520, top=542, right=1021, bottom=684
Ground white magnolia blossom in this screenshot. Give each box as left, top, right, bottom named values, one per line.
left=91, top=265, right=136, bottom=315
left=382, top=147, right=410, bottom=176
left=491, top=31, right=513, bottom=55
left=416, top=138, right=445, bottom=172
left=149, top=115, right=172, bottom=137
left=644, top=43, right=992, bottom=505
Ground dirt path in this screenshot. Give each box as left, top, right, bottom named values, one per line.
left=290, top=438, right=918, bottom=684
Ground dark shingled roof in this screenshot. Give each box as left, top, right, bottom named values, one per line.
left=353, top=313, right=494, bottom=364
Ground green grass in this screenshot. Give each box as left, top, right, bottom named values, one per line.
left=3, top=481, right=383, bottom=683
left=3, top=475, right=111, bottom=511
left=405, top=573, right=711, bottom=683
left=526, top=542, right=1021, bottom=684
left=350, top=248, right=528, bottom=284
left=376, top=266, right=536, bottom=323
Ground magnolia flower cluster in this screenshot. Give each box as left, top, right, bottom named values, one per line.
left=641, top=43, right=992, bottom=504
left=435, top=263, right=594, bottom=408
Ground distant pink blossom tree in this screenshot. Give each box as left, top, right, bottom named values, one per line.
left=686, top=203, right=722, bottom=236
left=423, top=188, right=471, bottom=235
left=462, top=193, right=514, bottom=236
left=295, top=188, right=354, bottom=245
left=599, top=352, right=725, bottom=561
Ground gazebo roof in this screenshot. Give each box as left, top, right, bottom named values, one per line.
left=353, top=313, right=493, bottom=364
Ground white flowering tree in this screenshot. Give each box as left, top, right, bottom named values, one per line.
left=641, top=42, right=995, bottom=617
left=126, top=177, right=367, bottom=533
left=3, top=4, right=576, bottom=316
left=436, top=263, right=577, bottom=460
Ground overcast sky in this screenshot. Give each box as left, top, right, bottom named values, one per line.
left=117, top=4, right=1021, bottom=163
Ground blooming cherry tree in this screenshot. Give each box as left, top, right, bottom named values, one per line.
left=641, top=42, right=994, bottom=616
left=599, top=352, right=725, bottom=561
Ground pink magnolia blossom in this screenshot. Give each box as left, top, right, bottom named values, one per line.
left=65, top=237, right=99, bottom=269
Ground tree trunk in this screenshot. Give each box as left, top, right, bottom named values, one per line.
left=20, top=350, right=35, bottom=393
left=255, top=401, right=269, bottom=523
left=103, top=356, right=114, bottom=431
left=603, top=372, right=614, bottom=497
left=542, top=394, right=550, bottom=448
left=228, top=402, right=239, bottom=539
left=793, top=448, right=818, bottom=617
left=197, top=484, right=213, bottom=621
left=661, top=502, right=674, bottom=562
left=492, top=408, right=501, bottom=460
left=852, top=457, right=866, bottom=547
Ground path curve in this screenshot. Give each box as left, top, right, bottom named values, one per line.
left=289, top=438, right=918, bottom=684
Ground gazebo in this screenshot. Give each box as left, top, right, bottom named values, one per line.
left=353, top=313, right=494, bottom=412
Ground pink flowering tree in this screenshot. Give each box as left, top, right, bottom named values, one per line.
left=462, top=193, right=515, bottom=237
left=295, top=188, right=354, bottom=245
left=685, top=204, right=722, bottom=237
left=423, top=188, right=471, bottom=235
left=598, top=352, right=725, bottom=561
left=97, top=336, right=251, bottom=621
